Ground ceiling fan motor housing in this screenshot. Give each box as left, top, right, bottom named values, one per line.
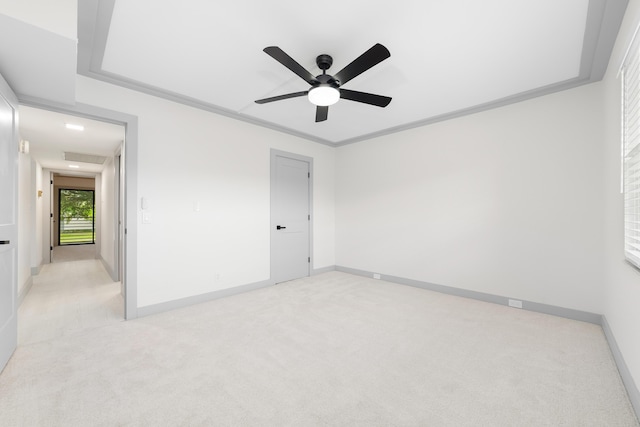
left=316, top=54, right=333, bottom=71
left=314, top=73, right=339, bottom=88
left=314, top=55, right=339, bottom=88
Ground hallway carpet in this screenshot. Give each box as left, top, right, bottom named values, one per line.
left=1, top=272, right=638, bottom=426
left=18, top=259, right=123, bottom=345
left=51, top=244, right=97, bottom=263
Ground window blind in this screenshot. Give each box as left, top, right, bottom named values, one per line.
left=622, top=42, right=640, bottom=269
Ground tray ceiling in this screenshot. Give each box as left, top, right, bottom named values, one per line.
left=78, top=0, right=628, bottom=146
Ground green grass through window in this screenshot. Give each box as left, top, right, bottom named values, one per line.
left=60, top=230, right=95, bottom=245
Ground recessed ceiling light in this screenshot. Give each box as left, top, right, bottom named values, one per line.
left=65, top=123, right=84, bottom=131
left=68, top=165, right=80, bottom=168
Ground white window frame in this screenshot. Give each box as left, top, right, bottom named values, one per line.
left=621, top=32, right=640, bottom=270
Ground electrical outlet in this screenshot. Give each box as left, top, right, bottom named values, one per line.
left=373, top=273, right=381, bottom=279
left=508, top=299, right=523, bottom=309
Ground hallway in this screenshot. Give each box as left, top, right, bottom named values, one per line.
left=18, top=246, right=124, bottom=346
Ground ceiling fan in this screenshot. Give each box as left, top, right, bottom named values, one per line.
left=255, top=43, right=392, bottom=122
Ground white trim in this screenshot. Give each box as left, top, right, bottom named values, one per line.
left=99, top=254, right=117, bottom=282
left=602, top=316, right=640, bottom=420
left=335, top=266, right=603, bottom=324
left=312, top=265, right=336, bottom=275
left=618, top=17, right=640, bottom=77
left=137, top=279, right=273, bottom=318
left=17, top=276, right=33, bottom=308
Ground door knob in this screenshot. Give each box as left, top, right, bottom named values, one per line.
left=0, top=240, right=9, bottom=245
left=277, top=225, right=286, bottom=230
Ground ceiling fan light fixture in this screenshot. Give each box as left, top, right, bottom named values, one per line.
left=308, top=86, right=340, bottom=106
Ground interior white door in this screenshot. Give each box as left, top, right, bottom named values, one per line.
left=271, top=152, right=311, bottom=284
left=0, top=74, right=18, bottom=373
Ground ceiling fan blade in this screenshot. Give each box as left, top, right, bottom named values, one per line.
left=340, top=89, right=392, bottom=107
left=333, top=43, right=390, bottom=86
left=263, top=46, right=318, bottom=85
left=255, top=91, right=308, bottom=104
left=315, top=106, right=328, bottom=122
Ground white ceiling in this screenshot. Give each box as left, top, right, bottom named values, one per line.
left=0, top=0, right=630, bottom=162
left=19, top=106, right=124, bottom=176
left=76, top=0, right=628, bottom=146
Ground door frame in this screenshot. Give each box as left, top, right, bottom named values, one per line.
left=57, top=188, right=96, bottom=246
left=20, top=98, right=139, bottom=320
left=270, top=149, right=314, bottom=283
left=0, top=72, right=19, bottom=373
left=114, top=149, right=125, bottom=291
left=48, top=171, right=54, bottom=262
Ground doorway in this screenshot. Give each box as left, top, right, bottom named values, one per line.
left=270, top=149, right=313, bottom=284
left=18, top=102, right=138, bottom=320
left=58, top=188, right=95, bottom=246
left=18, top=112, right=123, bottom=343
left=52, top=181, right=97, bottom=263
left=48, top=164, right=98, bottom=263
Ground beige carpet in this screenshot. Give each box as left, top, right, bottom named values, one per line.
left=52, top=244, right=96, bottom=263
left=18, top=259, right=123, bottom=346
left=1, top=271, right=638, bottom=426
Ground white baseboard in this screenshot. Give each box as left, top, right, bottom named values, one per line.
left=98, top=255, right=117, bottom=282
left=335, top=266, right=602, bottom=324
left=602, top=316, right=640, bottom=421
left=137, top=279, right=274, bottom=318
left=30, top=263, right=42, bottom=276
left=312, top=265, right=336, bottom=275
left=18, top=276, right=33, bottom=307
left=137, top=266, right=335, bottom=319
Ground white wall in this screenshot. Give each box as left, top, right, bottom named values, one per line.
left=17, top=150, right=32, bottom=296
left=336, top=83, right=605, bottom=314
left=602, top=0, right=640, bottom=405
left=30, top=159, right=43, bottom=272
left=40, top=169, right=52, bottom=265
left=75, top=76, right=335, bottom=308
left=0, top=0, right=76, bottom=39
